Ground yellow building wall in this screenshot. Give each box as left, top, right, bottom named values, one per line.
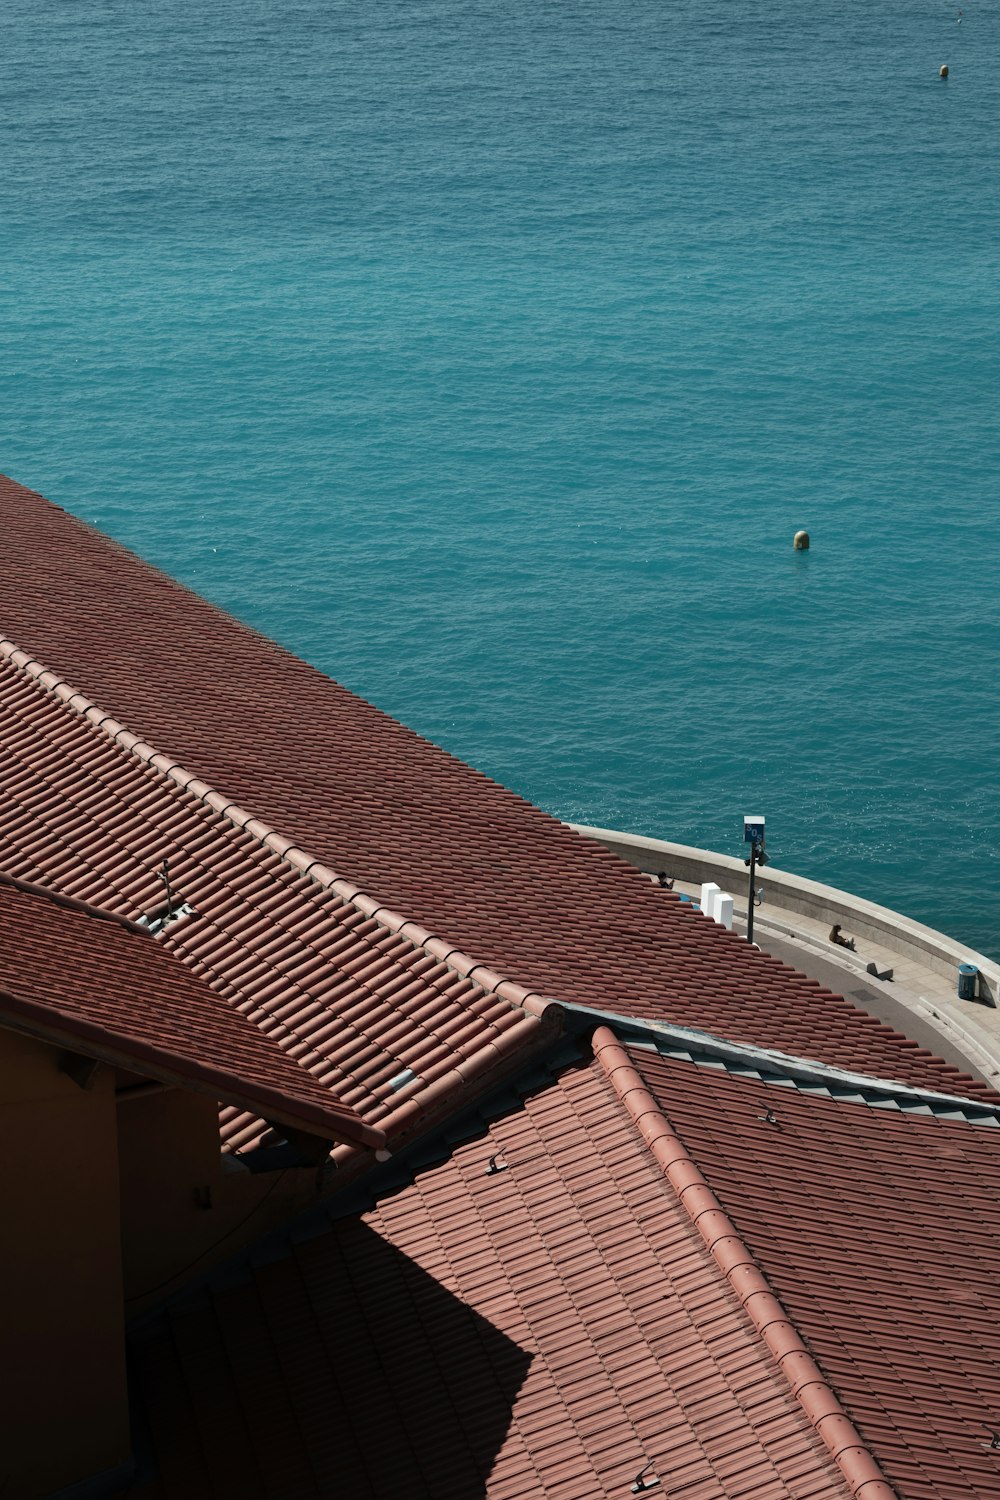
left=116, top=1085, right=319, bottom=1312
left=0, top=1029, right=129, bottom=1497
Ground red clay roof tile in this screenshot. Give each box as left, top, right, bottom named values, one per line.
left=628, top=1043, right=1000, bottom=1500
left=132, top=1058, right=852, bottom=1499
left=0, top=875, right=381, bottom=1151
left=0, top=474, right=987, bottom=1100
left=0, top=650, right=554, bottom=1153
left=3, top=475, right=993, bottom=1497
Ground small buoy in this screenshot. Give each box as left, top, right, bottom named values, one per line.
left=940, top=64, right=949, bottom=78
left=793, top=530, right=810, bottom=551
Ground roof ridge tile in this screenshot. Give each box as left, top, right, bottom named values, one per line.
left=592, top=1025, right=897, bottom=1500
left=0, top=635, right=557, bottom=1032
left=0, top=867, right=150, bottom=936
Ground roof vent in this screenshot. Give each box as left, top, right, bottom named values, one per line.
left=137, top=900, right=196, bottom=937
left=388, top=1068, right=420, bottom=1092
left=136, top=858, right=196, bottom=936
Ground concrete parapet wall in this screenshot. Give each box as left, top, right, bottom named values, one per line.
left=570, top=822, right=999, bottom=1007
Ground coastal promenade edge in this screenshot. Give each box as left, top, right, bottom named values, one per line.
left=570, top=821, right=1000, bottom=1088
left=570, top=822, right=999, bottom=1002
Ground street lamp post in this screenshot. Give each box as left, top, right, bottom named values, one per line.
left=742, top=815, right=768, bottom=945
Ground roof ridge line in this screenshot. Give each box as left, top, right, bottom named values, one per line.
left=572, top=1001, right=995, bottom=1113
left=0, top=637, right=554, bottom=1025
left=592, top=1025, right=898, bottom=1500
left=0, top=868, right=151, bottom=937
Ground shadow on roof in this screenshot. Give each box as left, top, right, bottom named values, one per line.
left=129, top=1217, right=532, bottom=1499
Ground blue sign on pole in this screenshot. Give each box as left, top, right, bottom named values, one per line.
left=743, top=815, right=765, bottom=845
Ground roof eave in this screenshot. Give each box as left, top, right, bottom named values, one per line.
left=0, top=992, right=385, bottom=1154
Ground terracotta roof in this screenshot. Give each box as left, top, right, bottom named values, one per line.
left=0, top=651, right=555, bottom=1155
left=129, top=1055, right=853, bottom=1500
left=5, top=474, right=996, bottom=1500
left=0, top=474, right=988, bottom=1101
left=134, top=1014, right=1000, bottom=1498
left=627, top=1040, right=1000, bottom=1500
left=0, top=875, right=383, bottom=1152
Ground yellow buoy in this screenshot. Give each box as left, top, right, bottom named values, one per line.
left=940, top=64, right=949, bottom=78
left=793, top=530, right=810, bottom=551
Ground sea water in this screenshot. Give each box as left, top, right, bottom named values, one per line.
left=2, top=0, right=999, bottom=955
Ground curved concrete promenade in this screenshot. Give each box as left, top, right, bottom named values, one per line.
left=570, top=822, right=1000, bottom=1088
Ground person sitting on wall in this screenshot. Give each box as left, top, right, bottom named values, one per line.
left=829, top=923, right=856, bottom=951
left=655, top=871, right=674, bottom=890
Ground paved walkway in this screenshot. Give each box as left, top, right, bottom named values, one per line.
left=668, top=876, right=1000, bottom=1092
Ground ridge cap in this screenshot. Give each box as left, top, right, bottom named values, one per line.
left=0, top=868, right=151, bottom=936
left=0, top=636, right=556, bottom=1029
left=593, top=1024, right=898, bottom=1500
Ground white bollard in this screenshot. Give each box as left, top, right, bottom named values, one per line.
left=700, top=882, right=721, bottom=920
left=715, top=892, right=734, bottom=931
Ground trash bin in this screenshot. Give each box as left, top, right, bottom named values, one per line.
left=958, top=964, right=979, bottom=1001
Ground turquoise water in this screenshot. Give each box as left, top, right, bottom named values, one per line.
left=3, top=0, right=999, bottom=954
